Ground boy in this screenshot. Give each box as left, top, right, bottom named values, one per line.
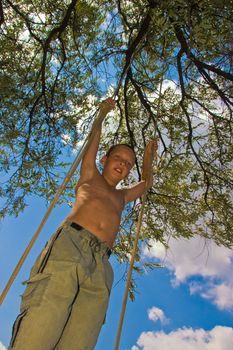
left=9, top=98, right=153, bottom=350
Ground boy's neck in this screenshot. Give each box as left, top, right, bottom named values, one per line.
left=102, top=173, right=119, bottom=188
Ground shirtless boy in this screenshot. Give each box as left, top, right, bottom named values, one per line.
left=9, top=98, right=152, bottom=350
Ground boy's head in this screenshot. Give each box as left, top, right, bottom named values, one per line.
left=106, top=144, right=135, bottom=159
left=101, top=144, right=136, bottom=182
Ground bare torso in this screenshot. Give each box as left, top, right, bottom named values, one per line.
left=66, top=172, right=126, bottom=248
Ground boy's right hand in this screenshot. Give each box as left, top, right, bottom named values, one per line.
left=99, top=98, right=116, bottom=114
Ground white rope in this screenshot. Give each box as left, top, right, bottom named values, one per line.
left=0, top=108, right=106, bottom=305
left=114, top=139, right=157, bottom=350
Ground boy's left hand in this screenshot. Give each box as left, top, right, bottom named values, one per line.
left=142, top=139, right=158, bottom=190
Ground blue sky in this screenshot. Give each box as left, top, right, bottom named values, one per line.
left=0, top=193, right=233, bottom=350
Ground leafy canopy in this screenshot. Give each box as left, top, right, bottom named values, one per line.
left=0, top=0, right=232, bottom=261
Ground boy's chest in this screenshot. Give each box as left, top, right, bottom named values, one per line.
left=78, top=181, right=125, bottom=211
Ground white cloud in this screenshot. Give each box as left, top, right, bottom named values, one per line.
left=61, top=134, right=72, bottom=145
left=132, top=326, right=233, bottom=350
left=18, top=29, right=30, bottom=42
left=143, top=236, right=233, bottom=311
left=147, top=307, right=169, bottom=325
left=200, top=283, right=233, bottom=310
left=0, top=341, right=6, bottom=350
left=146, top=79, right=180, bottom=102
left=30, top=12, right=46, bottom=23
left=161, top=79, right=179, bottom=94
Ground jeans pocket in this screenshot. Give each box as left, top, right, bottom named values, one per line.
left=37, top=227, right=63, bottom=272
left=21, top=273, right=51, bottom=309
left=9, top=309, right=27, bottom=348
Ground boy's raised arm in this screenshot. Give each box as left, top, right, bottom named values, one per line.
left=124, top=139, right=158, bottom=203
left=79, top=98, right=115, bottom=181
left=124, top=180, right=148, bottom=204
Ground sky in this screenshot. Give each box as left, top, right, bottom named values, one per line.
left=0, top=193, right=233, bottom=350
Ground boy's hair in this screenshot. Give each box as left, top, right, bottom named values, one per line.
left=106, top=144, right=136, bottom=158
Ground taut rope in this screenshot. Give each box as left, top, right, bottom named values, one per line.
left=114, top=139, right=157, bottom=350
left=0, top=4, right=155, bottom=306
left=0, top=109, right=106, bottom=305
left=114, top=73, right=163, bottom=348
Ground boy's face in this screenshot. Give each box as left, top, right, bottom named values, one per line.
left=101, top=145, right=135, bottom=182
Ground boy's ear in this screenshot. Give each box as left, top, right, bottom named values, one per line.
left=101, top=155, right=107, bottom=165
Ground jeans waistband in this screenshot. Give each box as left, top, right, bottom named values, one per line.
left=66, top=221, right=112, bottom=258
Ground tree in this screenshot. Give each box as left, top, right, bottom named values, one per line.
left=0, top=0, right=232, bottom=264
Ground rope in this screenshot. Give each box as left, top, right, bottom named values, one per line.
left=114, top=193, right=147, bottom=350
left=114, top=73, right=163, bottom=348
left=0, top=4, right=155, bottom=305
left=114, top=139, right=156, bottom=350
left=0, top=108, right=106, bottom=305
